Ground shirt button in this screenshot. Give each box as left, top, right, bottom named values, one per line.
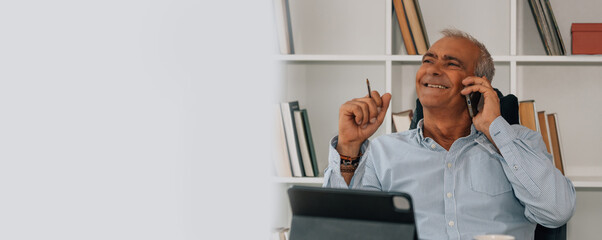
left=514, top=165, right=519, bottom=170
left=431, top=144, right=436, bottom=149
left=447, top=192, right=453, bottom=198
left=448, top=221, right=455, bottom=227
left=447, top=163, right=452, bottom=168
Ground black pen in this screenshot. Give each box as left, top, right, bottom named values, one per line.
left=366, top=78, right=371, bottom=97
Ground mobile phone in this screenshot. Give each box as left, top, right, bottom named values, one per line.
left=465, top=91, right=481, bottom=118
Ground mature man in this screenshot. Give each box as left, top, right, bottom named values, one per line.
left=324, top=29, right=575, bottom=239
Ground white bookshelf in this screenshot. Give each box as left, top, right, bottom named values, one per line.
left=274, top=0, right=602, bottom=238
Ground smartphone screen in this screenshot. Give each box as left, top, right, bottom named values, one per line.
left=465, top=91, right=481, bottom=118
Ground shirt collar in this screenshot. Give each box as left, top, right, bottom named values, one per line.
left=415, top=118, right=481, bottom=144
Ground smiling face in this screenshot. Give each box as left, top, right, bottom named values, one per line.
left=416, top=37, right=481, bottom=112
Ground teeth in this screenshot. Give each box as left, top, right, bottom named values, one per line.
left=427, top=84, right=448, bottom=89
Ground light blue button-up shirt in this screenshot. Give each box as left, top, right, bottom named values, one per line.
left=324, top=116, right=576, bottom=240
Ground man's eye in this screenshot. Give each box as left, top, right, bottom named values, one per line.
left=448, top=62, right=460, bottom=67
left=422, top=59, right=432, bottom=64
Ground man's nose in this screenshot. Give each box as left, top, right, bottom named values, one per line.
left=426, top=62, right=441, bottom=76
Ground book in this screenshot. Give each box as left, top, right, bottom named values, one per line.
left=300, top=109, right=319, bottom=177
left=280, top=101, right=304, bottom=177
left=537, top=111, right=552, bottom=153
left=519, top=100, right=539, bottom=132
left=403, top=0, right=428, bottom=54
left=274, top=105, right=292, bottom=177
left=393, top=0, right=417, bottom=55
left=272, top=227, right=289, bottom=240
left=273, top=0, right=294, bottom=54
left=542, top=0, right=565, bottom=55
left=392, top=110, right=413, bottom=133
left=539, top=0, right=561, bottom=55
left=294, top=110, right=315, bottom=177
left=413, top=0, right=430, bottom=50
left=528, top=0, right=564, bottom=55
left=547, top=113, right=565, bottom=175
left=528, top=0, right=553, bottom=55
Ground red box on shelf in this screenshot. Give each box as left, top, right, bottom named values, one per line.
left=572, top=23, right=602, bottom=54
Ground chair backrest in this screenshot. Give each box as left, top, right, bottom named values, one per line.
left=535, top=224, right=567, bottom=240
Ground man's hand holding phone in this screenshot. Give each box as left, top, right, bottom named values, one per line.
left=337, top=90, right=391, bottom=158
left=461, top=76, right=501, bottom=143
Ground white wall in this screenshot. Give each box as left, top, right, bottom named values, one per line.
left=0, top=1, right=275, bottom=239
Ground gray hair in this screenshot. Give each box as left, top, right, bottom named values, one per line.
left=440, top=29, right=495, bottom=81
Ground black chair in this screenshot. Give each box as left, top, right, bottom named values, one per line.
left=408, top=89, right=567, bottom=240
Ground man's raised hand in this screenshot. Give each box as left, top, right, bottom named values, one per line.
left=336, top=91, right=391, bottom=157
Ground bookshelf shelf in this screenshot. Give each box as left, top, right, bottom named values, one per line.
left=568, top=176, right=602, bottom=188
left=276, top=54, right=388, bottom=62
left=277, top=54, right=602, bottom=63
left=514, top=55, right=602, bottom=63
left=273, top=177, right=324, bottom=184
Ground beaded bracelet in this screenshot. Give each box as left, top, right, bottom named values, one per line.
left=340, top=153, right=362, bottom=168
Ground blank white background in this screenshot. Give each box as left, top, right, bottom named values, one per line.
left=0, top=0, right=276, bottom=239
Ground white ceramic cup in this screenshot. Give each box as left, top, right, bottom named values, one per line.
left=473, top=235, right=515, bottom=240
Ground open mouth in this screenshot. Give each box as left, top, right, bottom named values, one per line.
left=424, top=83, right=449, bottom=89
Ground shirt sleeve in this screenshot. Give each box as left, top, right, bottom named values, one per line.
left=489, top=116, right=576, bottom=228
left=322, top=136, right=381, bottom=191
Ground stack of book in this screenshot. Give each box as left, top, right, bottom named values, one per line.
left=274, top=101, right=319, bottom=178
left=519, top=100, right=565, bottom=174
left=527, top=0, right=565, bottom=55
left=393, top=0, right=430, bottom=55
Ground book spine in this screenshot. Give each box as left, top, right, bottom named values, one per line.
left=539, top=0, right=560, bottom=55
left=301, top=109, right=319, bottom=177
left=537, top=111, right=552, bottom=153
left=547, top=113, right=565, bottom=175
left=273, top=0, right=289, bottom=54
left=544, top=0, right=565, bottom=55
left=393, top=0, right=417, bottom=55
left=275, top=105, right=293, bottom=177
left=294, top=110, right=314, bottom=177
left=528, top=0, right=551, bottom=55
left=536, top=0, right=556, bottom=55
left=403, top=0, right=427, bottom=54
left=413, top=0, right=429, bottom=49
left=280, top=102, right=304, bottom=177
left=283, top=0, right=294, bottom=54
left=519, top=100, right=539, bottom=132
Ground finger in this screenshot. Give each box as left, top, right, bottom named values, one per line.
left=461, top=85, right=499, bottom=103
left=343, top=102, right=364, bottom=125
left=460, top=82, right=495, bottom=95
left=350, top=100, right=370, bottom=127
left=341, top=101, right=362, bottom=125
left=354, top=97, right=378, bottom=123
left=376, top=93, right=392, bottom=123
left=462, top=76, right=492, bottom=88
left=460, top=85, right=486, bottom=95
left=370, top=90, right=383, bottom=107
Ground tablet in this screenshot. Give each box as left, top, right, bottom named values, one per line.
left=287, top=186, right=418, bottom=240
